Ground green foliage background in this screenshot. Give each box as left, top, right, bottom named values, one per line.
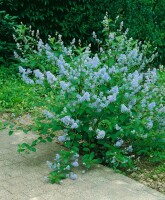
left=0, top=10, right=17, bottom=64
left=1, top=0, right=165, bottom=65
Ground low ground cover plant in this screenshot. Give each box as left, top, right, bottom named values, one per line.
left=0, top=66, right=46, bottom=115
left=9, top=15, right=165, bottom=184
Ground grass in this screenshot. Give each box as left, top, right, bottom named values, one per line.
left=0, top=65, right=46, bottom=115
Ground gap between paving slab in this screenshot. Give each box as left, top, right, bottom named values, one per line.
left=0, top=129, right=165, bottom=200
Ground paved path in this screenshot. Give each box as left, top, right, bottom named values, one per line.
left=0, top=129, right=165, bottom=200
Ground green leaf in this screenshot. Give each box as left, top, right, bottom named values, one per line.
left=9, top=130, right=14, bottom=136
left=89, top=152, right=95, bottom=159
left=90, top=143, right=96, bottom=148
left=83, top=147, right=89, bottom=152
left=31, top=140, right=38, bottom=147
left=30, top=147, right=36, bottom=152
left=106, top=151, right=114, bottom=156
left=47, top=137, right=53, bottom=142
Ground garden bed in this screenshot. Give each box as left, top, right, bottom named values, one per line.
left=127, top=162, right=165, bottom=194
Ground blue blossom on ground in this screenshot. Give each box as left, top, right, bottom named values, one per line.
left=70, top=172, right=77, bottom=180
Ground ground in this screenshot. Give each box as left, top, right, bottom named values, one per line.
left=0, top=113, right=165, bottom=200
left=0, top=128, right=165, bottom=200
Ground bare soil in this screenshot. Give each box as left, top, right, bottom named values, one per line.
left=127, top=161, right=165, bottom=194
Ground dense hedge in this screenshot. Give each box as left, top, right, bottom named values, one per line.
left=0, top=11, right=17, bottom=64
left=1, top=0, right=165, bottom=65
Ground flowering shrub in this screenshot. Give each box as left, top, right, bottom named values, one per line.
left=13, top=15, right=165, bottom=184
left=13, top=24, right=62, bottom=74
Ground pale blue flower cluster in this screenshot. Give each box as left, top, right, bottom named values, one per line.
left=43, top=110, right=54, bottom=118
left=46, top=153, right=61, bottom=176
left=121, top=104, right=130, bottom=113
left=34, top=69, right=45, bottom=85
left=37, top=39, right=44, bottom=52
left=148, top=102, right=156, bottom=111
left=61, top=116, right=79, bottom=129
left=46, top=71, right=57, bottom=85
left=19, top=66, right=34, bottom=84
left=115, top=124, right=122, bottom=131
left=115, top=139, right=124, bottom=147
left=70, top=172, right=77, bottom=180
left=96, top=129, right=106, bottom=139
left=146, top=120, right=153, bottom=130
left=126, top=145, right=133, bottom=152
left=60, top=81, right=71, bottom=91
left=71, top=160, right=79, bottom=167
left=19, top=67, right=57, bottom=86
left=58, top=134, right=70, bottom=142
left=46, top=161, right=57, bottom=171
left=77, top=92, right=90, bottom=102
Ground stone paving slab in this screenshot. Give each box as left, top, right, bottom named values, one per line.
left=0, top=129, right=165, bottom=200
